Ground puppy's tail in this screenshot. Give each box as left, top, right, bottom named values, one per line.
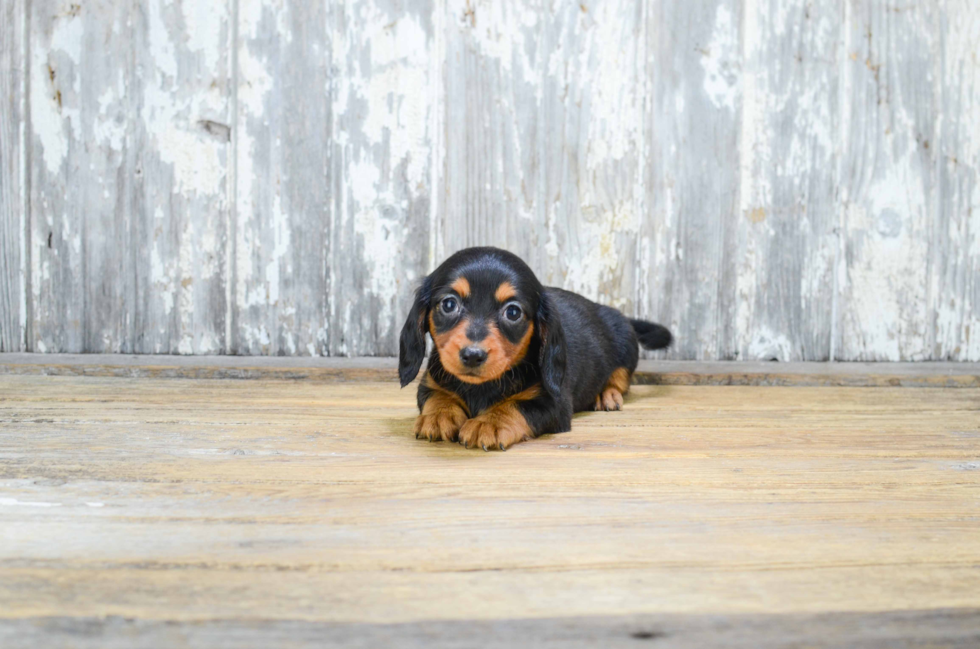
left=630, top=319, right=673, bottom=350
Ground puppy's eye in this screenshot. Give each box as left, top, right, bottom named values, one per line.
left=504, top=304, right=523, bottom=322
left=441, top=297, right=458, bottom=314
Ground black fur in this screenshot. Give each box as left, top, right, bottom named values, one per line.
left=398, top=276, right=432, bottom=388
left=398, top=247, right=672, bottom=441
left=630, top=319, right=673, bottom=350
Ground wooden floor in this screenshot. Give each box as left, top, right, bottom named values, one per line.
left=1, top=369, right=979, bottom=647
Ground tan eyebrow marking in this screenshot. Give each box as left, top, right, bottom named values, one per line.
left=451, top=277, right=470, bottom=298
left=494, top=281, right=516, bottom=303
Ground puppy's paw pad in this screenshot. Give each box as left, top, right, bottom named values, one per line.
left=458, top=417, right=530, bottom=451
left=414, top=407, right=467, bottom=442
left=599, top=388, right=624, bottom=411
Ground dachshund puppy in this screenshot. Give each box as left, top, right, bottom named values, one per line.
left=399, top=247, right=672, bottom=451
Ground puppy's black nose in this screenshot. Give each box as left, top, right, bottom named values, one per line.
left=459, top=346, right=488, bottom=368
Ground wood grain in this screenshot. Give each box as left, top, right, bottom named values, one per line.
left=233, top=0, right=435, bottom=356
left=838, top=1, right=939, bottom=361
left=1, top=375, right=979, bottom=643
left=935, top=0, right=980, bottom=361
left=2, top=354, right=979, bottom=387
left=7, top=0, right=980, bottom=360
left=441, top=0, right=644, bottom=311
left=638, top=0, right=741, bottom=360
left=735, top=0, right=841, bottom=361
left=28, top=0, right=232, bottom=354
left=0, top=0, right=26, bottom=352
left=234, top=0, right=332, bottom=355
left=3, top=609, right=980, bottom=649
left=326, top=0, right=434, bottom=356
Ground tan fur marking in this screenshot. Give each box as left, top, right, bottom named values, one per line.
left=606, top=367, right=631, bottom=393
left=450, top=277, right=470, bottom=298
left=473, top=322, right=533, bottom=383
left=414, top=374, right=469, bottom=442
left=430, top=313, right=474, bottom=380
left=433, top=311, right=534, bottom=385
left=494, top=281, right=516, bottom=302
left=458, top=385, right=540, bottom=451
left=594, top=367, right=631, bottom=411
left=599, top=388, right=624, bottom=411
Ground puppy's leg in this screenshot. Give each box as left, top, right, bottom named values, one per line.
left=458, top=386, right=568, bottom=451
left=594, top=367, right=631, bottom=412
left=414, top=376, right=468, bottom=442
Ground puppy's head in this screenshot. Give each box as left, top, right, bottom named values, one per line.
left=399, top=247, right=565, bottom=396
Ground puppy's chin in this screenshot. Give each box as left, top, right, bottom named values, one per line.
left=453, top=371, right=494, bottom=384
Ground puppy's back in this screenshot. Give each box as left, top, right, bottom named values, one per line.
left=543, top=287, right=639, bottom=412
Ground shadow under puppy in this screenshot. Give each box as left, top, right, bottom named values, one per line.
left=399, top=247, right=672, bottom=451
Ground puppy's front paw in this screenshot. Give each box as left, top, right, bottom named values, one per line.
left=458, top=406, right=532, bottom=451
left=415, top=396, right=468, bottom=442
left=594, top=388, right=624, bottom=411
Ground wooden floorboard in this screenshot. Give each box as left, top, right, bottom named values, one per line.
left=2, top=353, right=980, bottom=386
left=1, top=374, right=979, bottom=647
left=2, top=609, right=979, bottom=649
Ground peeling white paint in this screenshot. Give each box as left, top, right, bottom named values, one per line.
left=456, top=0, right=531, bottom=76
left=50, top=11, right=83, bottom=64
left=844, top=152, right=930, bottom=361
left=265, top=194, right=290, bottom=306
left=236, top=46, right=272, bottom=117
left=702, top=5, right=740, bottom=111
left=325, top=1, right=435, bottom=351
left=745, top=327, right=794, bottom=361
left=93, top=81, right=126, bottom=152
left=144, top=99, right=225, bottom=196
left=357, top=14, right=429, bottom=190
left=142, top=0, right=228, bottom=201
left=182, top=0, right=224, bottom=72
left=30, top=46, right=67, bottom=175
left=563, top=201, right=637, bottom=310
left=14, top=0, right=980, bottom=360
left=151, top=241, right=175, bottom=317
left=582, top=1, right=640, bottom=167
left=148, top=0, right=178, bottom=80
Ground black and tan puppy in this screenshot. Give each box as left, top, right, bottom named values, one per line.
left=399, top=247, right=672, bottom=451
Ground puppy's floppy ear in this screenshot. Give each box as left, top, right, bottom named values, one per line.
left=536, top=291, right=566, bottom=400
left=398, top=276, right=433, bottom=387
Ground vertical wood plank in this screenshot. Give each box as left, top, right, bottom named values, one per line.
left=0, top=0, right=26, bottom=352
left=734, top=0, right=842, bottom=361
left=440, top=1, right=550, bottom=275
left=234, top=0, right=332, bottom=355
left=935, top=0, right=980, bottom=361
left=30, top=0, right=125, bottom=352
left=26, top=0, right=71, bottom=352
left=236, top=0, right=434, bottom=357
left=328, top=0, right=434, bottom=356
left=28, top=0, right=230, bottom=354
left=542, top=0, right=645, bottom=309
left=837, top=1, right=940, bottom=361
left=441, top=0, right=645, bottom=310
left=136, top=0, right=232, bottom=354
left=637, top=0, right=742, bottom=360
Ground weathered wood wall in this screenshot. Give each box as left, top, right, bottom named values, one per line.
left=1, top=0, right=978, bottom=360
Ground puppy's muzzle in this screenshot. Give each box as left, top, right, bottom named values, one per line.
left=459, top=346, right=488, bottom=368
